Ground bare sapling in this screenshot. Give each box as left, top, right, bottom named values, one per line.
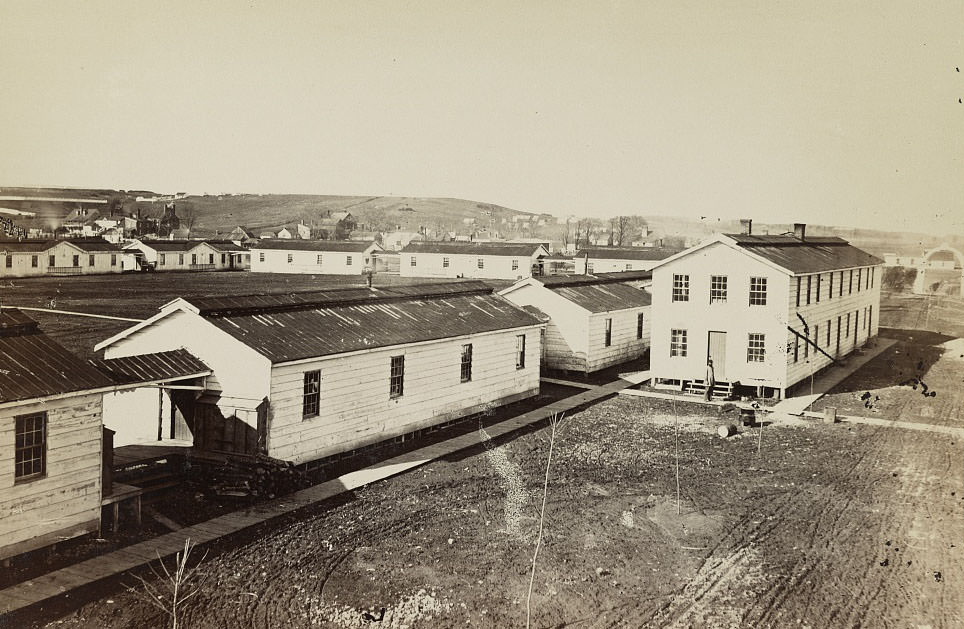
left=673, top=397, right=681, bottom=515
left=526, top=412, right=564, bottom=629
left=129, top=537, right=209, bottom=629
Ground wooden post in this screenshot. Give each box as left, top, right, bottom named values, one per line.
left=112, top=503, right=120, bottom=533
left=135, top=495, right=142, bottom=528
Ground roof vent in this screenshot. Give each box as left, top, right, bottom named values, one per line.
left=739, top=219, right=753, bottom=235
left=793, top=223, right=806, bottom=241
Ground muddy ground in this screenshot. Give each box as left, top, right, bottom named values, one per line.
left=31, top=392, right=963, bottom=629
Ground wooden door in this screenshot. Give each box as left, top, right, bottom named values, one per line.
left=707, top=331, right=727, bottom=381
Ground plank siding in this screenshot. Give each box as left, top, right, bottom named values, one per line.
left=399, top=252, right=542, bottom=280
left=267, top=326, right=542, bottom=464
left=585, top=307, right=649, bottom=372
left=497, top=283, right=589, bottom=371
left=250, top=244, right=378, bottom=275
left=0, top=394, right=103, bottom=560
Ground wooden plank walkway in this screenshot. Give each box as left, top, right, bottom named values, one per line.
left=0, top=377, right=635, bottom=617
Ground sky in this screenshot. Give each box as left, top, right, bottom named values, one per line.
left=1, top=1, right=961, bottom=235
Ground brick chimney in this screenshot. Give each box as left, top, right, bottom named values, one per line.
left=793, top=223, right=806, bottom=240
left=740, top=219, right=753, bottom=235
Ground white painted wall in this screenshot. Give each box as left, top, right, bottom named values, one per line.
left=265, top=326, right=542, bottom=464
left=250, top=244, right=377, bottom=274
left=586, top=306, right=649, bottom=372
left=0, top=393, right=103, bottom=560
left=102, top=387, right=172, bottom=447
left=574, top=257, right=662, bottom=274
left=399, top=250, right=543, bottom=280
left=499, top=283, right=589, bottom=371
left=0, top=243, right=125, bottom=278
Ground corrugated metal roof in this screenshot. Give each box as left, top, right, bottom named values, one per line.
left=90, top=349, right=211, bottom=385
left=251, top=240, right=372, bottom=252
left=0, top=308, right=38, bottom=335
left=188, top=286, right=541, bottom=364
left=576, top=247, right=682, bottom=261
left=401, top=242, right=545, bottom=256
left=0, top=310, right=115, bottom=404
left=547, top=282, right=651, bottom=312
left=725, top=234, right=883, bottom=274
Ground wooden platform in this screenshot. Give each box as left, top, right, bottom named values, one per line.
left=0, top=377, right=637, bottom=617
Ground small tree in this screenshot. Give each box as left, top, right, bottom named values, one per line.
left=129, top=537, right=208, bottom=629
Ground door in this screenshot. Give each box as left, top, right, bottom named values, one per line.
left=707, top=331, right=727, bottom=381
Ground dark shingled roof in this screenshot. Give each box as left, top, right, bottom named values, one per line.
left=544, top=281, right=651, bottom=313
left=180, top=281, right=541, bottom=363
left=90, top=349, right=211, bottom=385
left=139, top=240, right=210, bottom=252
left=0, top=239, right=123, bottom=253
left=0, top=309, right=114, bottom=404
left=204, top=240, right=248, bottom=252
left=576, top=247, right=681, bottom=261
left=251, top=240, right=373, bottom=252
left=401, top=242, right=545, bottom=256
left=725, top=234, right=883, bottom=274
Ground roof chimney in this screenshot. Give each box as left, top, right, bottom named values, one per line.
left=793, top=223, right=806, bottom=240
left=740, top=218, right=753, bottom=235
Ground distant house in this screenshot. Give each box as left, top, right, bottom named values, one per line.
left=574, top=246, right=682, bottom=274
left=259, top=222, right=310, bottom=240
left=94, top=282, right=544, bottom=465
left=649, top=222, right=883, bottom=399
left=382, top=231, right=423, bottom=251
left=314, top=211, right=356, bottom=240
left=124, top=240, right=238, bottom=271
left=250, top=240, right=381, bottom=274
left=0, top=309, right=115, bottom=560
left=400, top=242, right=548, bottom=280
left=228, top=226, right=258, bottom=244
left=500, top=275, right=651, bottom=373
left=0, top=239, right=129, bottom=278
left=158, top=203, right=180, bottom=238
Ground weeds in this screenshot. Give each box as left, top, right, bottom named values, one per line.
left=128, top=537, right=208, bottom=629
left=526, top=412, right=564, bottom=629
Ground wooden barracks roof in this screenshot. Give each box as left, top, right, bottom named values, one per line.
left=724, top=234, right=884, bottom=274
left=535, top=276, right=651, bottom=312
left=575, top=246, right=682, bottom=261
left=178, top=281, right=543, bottom=364
left=90, top=349, right=212, bottom=385
left=0, top=309, right=114, bottom=404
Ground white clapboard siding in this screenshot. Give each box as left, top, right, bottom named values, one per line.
left=103, top=308, right=271, bottom=402
left=498, top=282, right=590, bottom=371
left=585, top=306, right=649, bottom=372
left=0, top=394, right=103, bottom=560
left=0, top=245, right=125, bottom=278
left=399, top=252, right=540, bottom=280
left=266, top=326, right=541, bottom=464
left=250, top=244, right=378, bottom=275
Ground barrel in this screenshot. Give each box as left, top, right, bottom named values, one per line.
left=717, top=424, right=737, bottom=438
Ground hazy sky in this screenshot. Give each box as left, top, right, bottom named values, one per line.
left=2, top=1, right=961, bottom=234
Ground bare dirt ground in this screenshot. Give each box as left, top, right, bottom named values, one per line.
left=32, top=392, right=963, bottom=629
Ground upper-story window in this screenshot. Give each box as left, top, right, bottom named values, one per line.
left=856, top=268, right=861, bottom=291
left=806, top=275, right=812, bottom=305
left=828, top=272, right=833, bottom=299
left=672, top=274, right=690, bottom=302
left=815, top=274, right=821, bottom=303
left=710, top=275, right=727, bottom=303
left=795, top=277, right=801, bottom=307
left=749, top=277, right=767, bottom=306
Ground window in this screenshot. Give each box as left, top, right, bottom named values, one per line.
left=259, top=252, right=265, bottom=263
left=191, top=254, right=197, bottom=265
left=604, top=318, right=612, bottom=347
left=287, top=253, right=293, bottom=264
left=512, top=259, right=519, bottom=271
left=72, top=255, right=79, bottom=267
left=410, top=256, right=417, bottom=267
left=747, top=333, right=765, bottom=362
left=460, top=344, right=473, bottom=382
left=814, top=324, right=819, bottom=349
left=390, top=355, right=405, bottom=398
left=110, top=254, right=116, bottom=266
left=806, top=275, right=812, bottom=305
left=839, top=270, right=844, bottom=297
left=15, top=412, right=46, bottom=481
left=209, top=253, right=214, bottom=264
left=625, top=264, right=632, bottom=271
left=346, top=256, right=353, bottom=266
left=160, top=254, right=166, bottom=266
left=828, top=272, right=833, bottom=299
left=88, top=254, right=95, bottom=266
left=856, top=268, right=861, bottom=292
left=864, top=307, right=868, bottom=330
left=302, top=370, right=320, bottom=418
left=868, top=305, right=873, bottom=330
left=848, top=270, right=853, bottom=294
left=793, top=333, right=799, bottom=363
left=317, top=255, right=324, bottom=265
left=815, top=274, right=821, bottom=303
left=442, top=257, right=449, bottom=268
left=178, top=254, right=184, bottom=265
left=478, top=258, right=484, bottom=269
left=826, top=319, right=831, bottom=346
left=710, top=275, right=727, bottom=303
left=749, top=277, right=767, bottom=306
left=795, top=277, right=801, bottom=307
left=515, top=334, right=526, bottom=369
left=672, top=274, right=690, bottom=302
left=221, top=254, right=226, bottom=264
left=866, top=267, right=871, bottom=290
left=636, top=313, right=644, bottom=339
left=870, top=267, right=875, bottom=289
left=804, top=328, right=809, bottom=358
left=48, top=255, right=55, bottom=267
left=854, top=309, right=859, bottom=336
left=3, top=256, right=10, bottom=268
left=845, top=312, right=851, bottom=338
left=31, top=255, right=38, bottom=268
left=587, top=263, right=594, bottom=274
left=670, top=329, right=687, bottom=357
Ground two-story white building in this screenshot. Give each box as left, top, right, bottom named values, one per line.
left=250, top=240, right=381, bottom=274
left=400, top=242, right=548, bottom=280
left=650, top=223, right=882, bottom=400
left=94, top=282, right=544, bottom=465
left=500, top=275, right=651, bottom=374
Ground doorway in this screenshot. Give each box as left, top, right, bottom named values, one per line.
left=707, top=331, right=727, bottom=381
